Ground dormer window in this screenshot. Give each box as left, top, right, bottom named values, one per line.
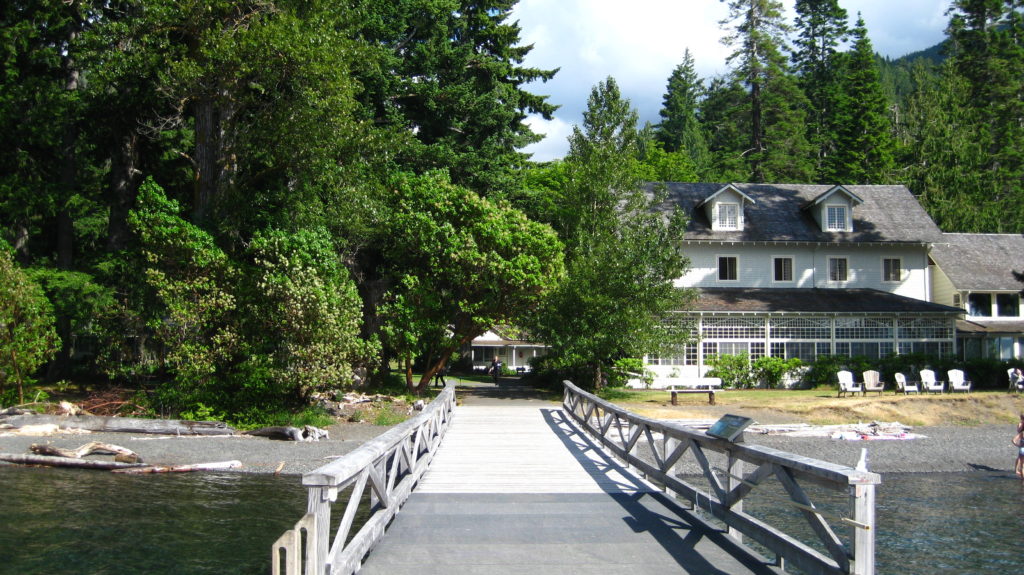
left=826, top=205, right=848, bottom=231
left=718, top=203, right=739, bottom=229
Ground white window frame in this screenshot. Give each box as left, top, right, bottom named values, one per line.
left=717, top=203, right=740, bottom=230
left=772, top=256, right=794, bottom=283
left=882, top=257, right=902, bottom=283
left=717, top=255, right=739, bottom=282
left=825, top=204, right=848, bottom=231
left=828, top=256, right=849, bottom=283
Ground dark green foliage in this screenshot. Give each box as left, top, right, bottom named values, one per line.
left=527, top=78, right=693, bottom=389
left=654, top=50, right=710, bottom=176
left=823, top=17, right=896, bottom=183
left=705, top=352, right=752, bottom=389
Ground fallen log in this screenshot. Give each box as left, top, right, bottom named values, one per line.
left=0, top=453, right=146, bottom=470
left=0, top=414, right=236, bottom=436
left=30, top=441, right=143, bottom=463
left=112, top=460, right=243, bottom=474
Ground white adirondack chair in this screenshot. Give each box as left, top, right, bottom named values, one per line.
left=862, top=370, right=885, bottom=395
left=920, top=369, right=944, bottom=393
left=837, top=370, right=862, bottom=397
left=1009, top=368, right=1023, bottom=393
left=947, top=369, right=971, bottom=393
left=895, top=372, right=919, bottom=394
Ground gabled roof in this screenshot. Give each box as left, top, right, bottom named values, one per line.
left=930, top=233, right=1024, bottom=291
left=694, top=183, right=756, bottom=209
left=652, top=183, right=943, bottom=244
left=692, top=288, right=962, bottom=315
left=803, top=184, right=864, bottom=209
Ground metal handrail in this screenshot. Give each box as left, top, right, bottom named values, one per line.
left=562, top=380, right=879, bottom=575
left=272, top=384, right=456, bottom=575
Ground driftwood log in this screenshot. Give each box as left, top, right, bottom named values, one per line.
left=0, top=414, right=236, bottom=436
left=0, top=453, right=147, bottom=470
left=30, top=441, right=144, bottom=463
left=112, top=460, right=243, bottom=474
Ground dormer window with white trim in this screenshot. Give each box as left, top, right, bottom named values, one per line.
left=698, top=184, right=754, bottom=232
left=826, top=205, right=848, bottom=231
left=718, top=203, right=739, bottom=229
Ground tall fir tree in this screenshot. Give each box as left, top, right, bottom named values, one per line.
left=947, top=0, right=1024, bottom=214
left=714, top=0, right=814, bottom=182
left=824, top=15, right=896, bottom=184
left=654, top=49, right=709, bottom=176
left=355, top=0, right=558, bottom=197
left=791, top=0, right=848, bottom=178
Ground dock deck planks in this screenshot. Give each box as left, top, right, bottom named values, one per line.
left=357, top=404, right=783, bottom=575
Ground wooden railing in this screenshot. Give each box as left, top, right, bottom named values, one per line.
left=272, top=384, right=456, bottom=575
left=563, top=381, right=880, bottom=575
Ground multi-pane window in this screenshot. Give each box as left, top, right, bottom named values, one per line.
left=835, top=317, right=892, bottom=339
left=718, top=256, right=738, bottom=281
left=718, top=203, right=739, bottom=229
left=770, top=317, right=831, bottom=339
left=828, top=257, right=848, bottom=282
left=997, top=293, right=1020, bottom=317
left=773, top=257, right=793, bottom=282
left=702, top=317, right=764, bottom=339
left=826, top=205, right=847, bottom=231
left=967, top=293, right=992, bottom=317
left=883, top=258, right=902, bottom=282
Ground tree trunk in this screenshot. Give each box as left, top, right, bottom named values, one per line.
left=107, top=132, right=140, bottom=252
left=0, top=414, right=236, bottom=435
left=193, top=97, right=219, bottom=225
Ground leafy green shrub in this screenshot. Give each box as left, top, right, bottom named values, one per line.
left=705, top=353, right=752, bottom=389
left=0, top=242, right=60, bottom=405
left=608, top=357, right=651, bottom=388
left=751, top=356, right=804, bottom=389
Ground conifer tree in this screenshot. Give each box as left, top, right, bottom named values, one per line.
left=825, top=15, right=896, bottom=183
left=654, top=50, right=709, bottom=174
left=791, top=0, right=848, bottom=178
left=715, top=0, right=814, bottom=182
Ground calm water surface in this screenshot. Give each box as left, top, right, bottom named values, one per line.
left=1, top=467, right=1022, bottom=574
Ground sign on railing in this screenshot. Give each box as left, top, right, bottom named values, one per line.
left=272, top=385, right=456, bottom=575
left=562, top=380, right=879, bottom=575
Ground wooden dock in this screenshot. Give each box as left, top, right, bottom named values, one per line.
left=357, top=404, right=783, bottom=574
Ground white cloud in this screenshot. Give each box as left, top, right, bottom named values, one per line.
left=512, top=0, right=951, bottom=161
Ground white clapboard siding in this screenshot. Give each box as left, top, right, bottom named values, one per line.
left=415, top=405, right=656, bottom=494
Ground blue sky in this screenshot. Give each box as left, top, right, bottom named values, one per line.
left=512, top=0, right=952, bottom=161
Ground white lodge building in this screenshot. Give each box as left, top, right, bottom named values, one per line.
left=645, top=183, right=964, bottom=383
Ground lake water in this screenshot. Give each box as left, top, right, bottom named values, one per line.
left=1, top=467, right=1022, bottom=574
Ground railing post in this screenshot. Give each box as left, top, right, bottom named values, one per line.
left=726, top=449, right=743, bottom=544
left=307, top=485, right=337, bottom=575
left=851, top=482, right=876, bottom=575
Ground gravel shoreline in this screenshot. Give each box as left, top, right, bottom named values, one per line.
left=0, top=416, right=1017, bottom=478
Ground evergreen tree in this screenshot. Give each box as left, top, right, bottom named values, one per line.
left=825, top=15, right=896, bottom=183
left=654, top=50, right=709, bottom=175
left=715, top=0, right=814, bottom=182
left=356, top=0, right=557, bottom=196
left=947, top=0, right=1024, bottom=213
left=791, top=0, right=848, bottom=177
left=528, top=78, right=692, bottom=389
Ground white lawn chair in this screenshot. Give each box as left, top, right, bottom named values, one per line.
left=1009, top=368, right=1023, bottom=393
left=920, top=369, right=944, bottom=393
left=837, top=370, right=862, bottom=397
left=862, top=370, right=885, bottom=395
left=947, top=369, right=971, bottom=393
left=894, top=372, right=919, bottom=394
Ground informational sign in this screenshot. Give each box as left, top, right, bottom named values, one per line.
left=706, top=414, right=753, bottom=442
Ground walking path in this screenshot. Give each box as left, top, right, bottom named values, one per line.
left=357, top=380, right=782, bottom=574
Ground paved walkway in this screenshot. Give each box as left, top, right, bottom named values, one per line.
left=357, top=381, right=782, bottom=575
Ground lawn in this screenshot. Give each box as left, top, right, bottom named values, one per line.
left=595, top=387, right=1024, bottom=427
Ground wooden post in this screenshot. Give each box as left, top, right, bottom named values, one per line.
left=851, top=483, right=876, bottom=575
left=726, top=450, right=743, bottom=544
left=307, top=486, right=336, bottom=575
left=671, top=391, right=678, bottom=405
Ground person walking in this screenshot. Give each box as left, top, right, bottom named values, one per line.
left=488, top=356, right=502, bottom=385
